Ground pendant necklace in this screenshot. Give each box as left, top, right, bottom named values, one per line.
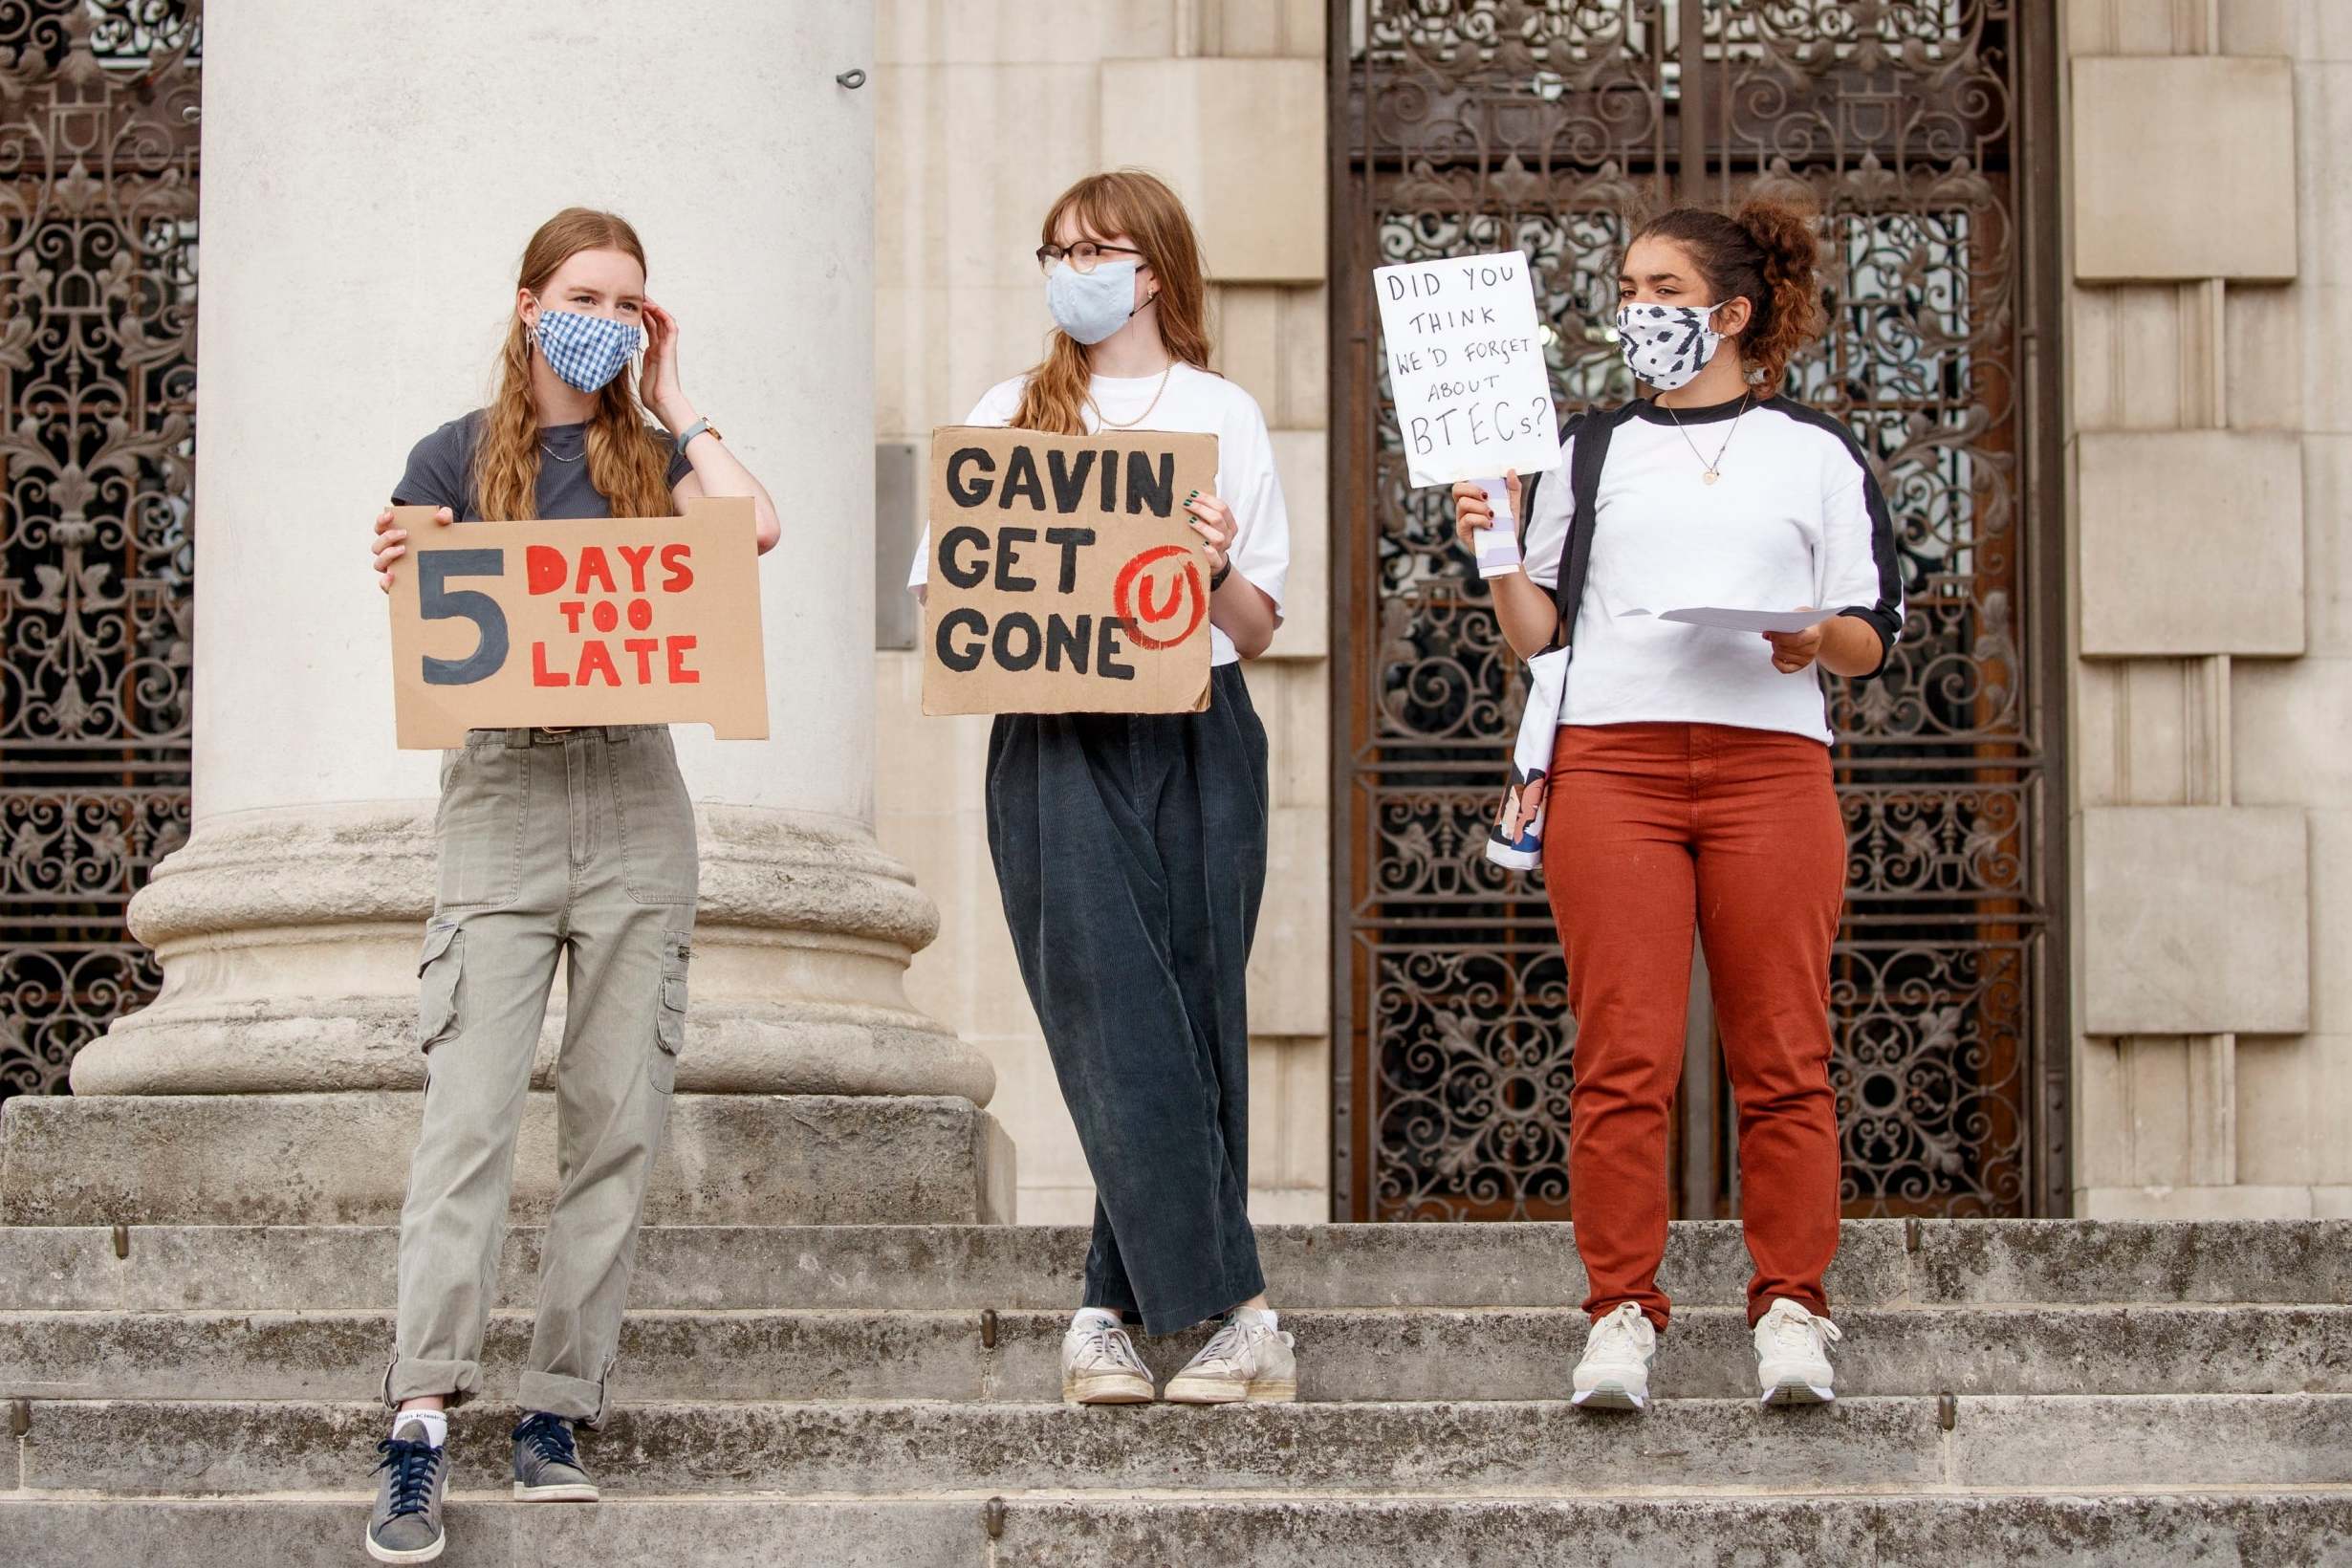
left=1665, top=393, right=1748, bottom=485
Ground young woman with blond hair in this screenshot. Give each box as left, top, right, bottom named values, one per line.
left=360, top=206, right=778, bottom=1562
left=910, top=168, right=1296, bottom=1406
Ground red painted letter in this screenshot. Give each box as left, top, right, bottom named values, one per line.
left=666, top=635, right=701, bottom=684
left=531, top=642, right=570, bottom=686
left=660, top=543, right=694, bottom=591
left=622, top=638, right=660, bottom=683
left=527, top=545, right=568, bottom=595
left=557, top=600, right=586, bottom=634
left=617, top=544, right=655, bottom=593
left=574, top=547, right=618, bottom=596
left=576, top=641, right=621, bottom=686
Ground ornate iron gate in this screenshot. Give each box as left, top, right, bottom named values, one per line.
left=0, top=1, right=201, bottom=1101
left=1332, top=0, right=2066, bottom=1220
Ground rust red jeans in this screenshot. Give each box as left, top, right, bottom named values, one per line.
left=1543, top=721, right=1844, bottom=1330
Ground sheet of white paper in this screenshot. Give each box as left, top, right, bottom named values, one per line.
left=1618, top=605, right=1842, bottom=635
left=1372, top=250, right=1562, bottom=488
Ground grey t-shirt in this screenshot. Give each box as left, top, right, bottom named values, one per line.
left=391, top=409, right=694, bottom=520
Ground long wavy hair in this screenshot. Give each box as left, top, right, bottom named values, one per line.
left=1631, top=197, right=1826, bottom=398
left=1011, top=169, right=1214, bottom=435
left=473, top=207, right=677, bottom=521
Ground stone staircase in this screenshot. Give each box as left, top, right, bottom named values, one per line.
left=2, top=1219, right=2347, bottom=1564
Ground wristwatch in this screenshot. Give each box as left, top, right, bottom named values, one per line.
left=673, top=417, right=720, bottom=455
left=1210, top=557, right=1233, bottom=591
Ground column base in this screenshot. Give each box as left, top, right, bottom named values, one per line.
left=1, top=1092, right=1016, bottom=1227
left=71, top=801, right=995, bottom=1104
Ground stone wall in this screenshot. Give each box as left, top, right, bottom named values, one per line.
left=2067, top=0, right=2349, bottom=1218
left=871, top=2, right=1334, bottom=1223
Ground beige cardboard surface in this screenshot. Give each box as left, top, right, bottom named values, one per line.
left=386, top=496, right=768, bottom=748
left=922, top=425, right=1217, bottom=715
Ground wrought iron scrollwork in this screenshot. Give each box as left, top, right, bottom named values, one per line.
left=1339, top=0, right=2056, bottom=1219
left=0, top=1, right=201, bottom=1100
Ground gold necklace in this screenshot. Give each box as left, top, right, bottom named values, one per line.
left=1087, top=361, right=1176, bottom=429
left=1664, top=393, right=1748, bottom=485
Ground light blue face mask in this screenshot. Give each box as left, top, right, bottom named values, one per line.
left=1046, top=258, right=1147, bottom=345
left=534, top=307, right=642, bottom=394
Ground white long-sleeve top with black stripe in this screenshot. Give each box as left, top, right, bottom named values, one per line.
left=1519, top=394, right=1905, bottom=747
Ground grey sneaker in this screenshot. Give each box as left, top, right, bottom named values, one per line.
left=1061, top=1313, right=1156, bottom=1405
left=512, top=1411, right=599, bottom=1502
left=1164, top=1309, right=1297, bottom=1405
left=365, top=1421, right=447, bottom=1563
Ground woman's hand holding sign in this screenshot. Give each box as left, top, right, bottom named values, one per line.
left=1186, top=488, right=1281, bottom=659
left=1449, top=471, right=1521, bottom=552
left=1184, top=490, right=1234, bottom=572
left=373, top=504, right=454, bottom=594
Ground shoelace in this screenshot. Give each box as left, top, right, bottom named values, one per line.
left=1763, top=1306, right=1843, bottom=1358
left=1191, top=1316, right=1275, bottom=1373
left=512, top=1412, right=579, bottom=1470
left=1075, top=1326, right=1147, bottom=1376
left=1586, top=1303, right=1647, bottom=1357
left=372, top=1437, right=442, bottom=1519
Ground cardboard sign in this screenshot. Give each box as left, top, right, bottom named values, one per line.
left=922, top=425, right=1218, bottom=715
left=386, top=495, right=768, bottom=748
left=1374, top=250, right=1562, bottom=488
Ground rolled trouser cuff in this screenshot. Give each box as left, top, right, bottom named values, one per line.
left=516, top=1366, right=608, bottom=1426
left=383, top=1353, right=482, bottom=1409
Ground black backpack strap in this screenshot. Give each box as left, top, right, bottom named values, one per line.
left=1545, top=409, right=1617, bottom=653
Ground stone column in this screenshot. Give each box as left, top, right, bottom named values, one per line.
left=5, top=0, right=1010, bottom=1225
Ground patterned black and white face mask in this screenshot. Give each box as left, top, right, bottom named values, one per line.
left=1614, top=301, right=1726, bottom=392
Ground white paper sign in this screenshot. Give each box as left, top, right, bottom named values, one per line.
left=1374, top=250, right=1562, bottom=488
left=1620, top=605, right=1841, bottom=634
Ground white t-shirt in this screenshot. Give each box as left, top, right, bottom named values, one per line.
left=1520, top=396, right=1905, bottom=745
left=906, top=363, right=1290, bottom=666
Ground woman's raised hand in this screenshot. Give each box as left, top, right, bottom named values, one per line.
left=641, top=298, right=689, bottom=429
left=373, top=505, right=453, bottom=593
left=1451, top=469, right=1521, bottom=553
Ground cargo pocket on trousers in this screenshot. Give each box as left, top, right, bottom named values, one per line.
left=651, top=932, right=690, bottom=1094
left=417, top=921, right=463, bottom=1051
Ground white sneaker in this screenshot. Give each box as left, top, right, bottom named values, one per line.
left=1060, top=1310, right=1155, bottom=1405
left=1753, top=1297, right=1841, bottom=1405
left=1571, top=1301, right=1658, bottom=1411
left=1163, top=1308, right=1297, bottom=1405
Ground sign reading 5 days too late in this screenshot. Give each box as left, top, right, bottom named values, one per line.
left=386, top=495, right=769, bottom=747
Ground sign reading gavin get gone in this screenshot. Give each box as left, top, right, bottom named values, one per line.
left=922, top=425, right=1217, bottom=716
left=1374, top=250, right=1562, bottom=488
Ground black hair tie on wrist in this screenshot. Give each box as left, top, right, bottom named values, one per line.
left=1210, top=558, right=1233, bottom=591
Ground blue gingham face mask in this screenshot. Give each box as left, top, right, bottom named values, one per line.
left=534, top=308, right=642, bottom=394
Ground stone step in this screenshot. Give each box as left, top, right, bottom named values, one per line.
left=13, top=1395, right=2349, bottom=1497
left=0, top=1093, right=1014, bottom=1228
left=6, top=1218, right=2345, bottom=1314
left=4, top=1492, right=2349, bottom=1568
left=8, top=1303, right=2346, bottom=1404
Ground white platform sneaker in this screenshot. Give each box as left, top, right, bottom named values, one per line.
left=1164, top=1308, right=1297, bottom=1405
left=1060, top=1310, right=1156, bottom=1405
left=1753, top=1297, right=1842, bottom=1405
left=1571, top=1301, right=1658, bottom=1411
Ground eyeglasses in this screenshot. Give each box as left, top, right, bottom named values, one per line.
left=1035, top=241, right=1146, bottom=275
